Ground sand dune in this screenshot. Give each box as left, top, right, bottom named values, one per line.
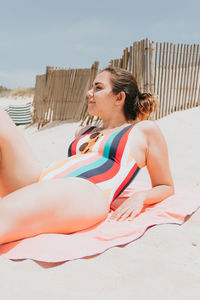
left=0, top=101, right=200, bottom=300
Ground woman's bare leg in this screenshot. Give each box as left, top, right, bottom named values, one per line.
left=0, top=108, right=42, bottom=196
left=0, top=178, right=109, bottom=244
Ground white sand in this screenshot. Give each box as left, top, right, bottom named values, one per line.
left=0, top=101, right=200, bottom=300
left=0, top=96, right=33, bottom=109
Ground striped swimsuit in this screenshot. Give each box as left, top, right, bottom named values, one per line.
left=39, top=123, right=140, bottom=205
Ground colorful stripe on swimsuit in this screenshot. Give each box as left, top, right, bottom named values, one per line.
left=39, top=124, right=140, bottom=205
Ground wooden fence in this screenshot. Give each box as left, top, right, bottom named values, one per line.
left=33, top=62, right=99, bottom=128
left=109, top=38, right=200, bottom=119
left=33, top=39, right=199, bottom=128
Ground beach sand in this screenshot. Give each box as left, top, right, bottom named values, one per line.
left=0, top=100, right=199, bottom=300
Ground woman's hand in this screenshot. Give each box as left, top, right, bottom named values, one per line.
left=110, top=192, right=146, bottom=221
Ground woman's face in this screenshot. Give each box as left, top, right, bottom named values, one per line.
left=87, top=71, right=117, bottom=118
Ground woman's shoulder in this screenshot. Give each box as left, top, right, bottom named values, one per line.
left=74, top=125, right=95, bottom=138
left=134, top=120, right=161, bottom=134
left=129, top=120, right=163, bottom=143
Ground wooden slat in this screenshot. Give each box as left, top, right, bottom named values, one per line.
left=154, top=43, right=159, bottom=119
left=187, top=45, right=196, bottom=108
left=76, top=69, right=91, bottom=120
left=184, top=45, right=193, bottom=109
left=61, top=69, right=71, bottom=120
left=141, top=39, right=145, bottom=92
left=178, top=44, right=185, bottom=111
left=182, top=45, right=190, bottom=110
left=129, top=46, right=133, bottom=73
left=165, top=43, right=172, bottom=115
left=159, top=43, right=165, bottom=118
left=144, top=38, right=149, bottom=92
left=158, top=43, right=163, bottom=118
left=178, top=44, right=187, bottom=111
left=137, top=41, right=141, bottom=89
left=44, top=70, right=54, bottom=125
left=73, top=69, right=85, bottom=120
left=169, top=44, right=177, bottom=114
left=175, top=44, right=182, bottom=112
left=124, top=47, right=129, bottom=69
left=169, top=46, right=174, bottom=114
left=171, top=44, right=179, bottom=113
left=132, top=42, right=137, bottom=78
left=194, top=51, right=200, bottom=107
left=139, top=40, right=143, bottom=90
left=149, top=41, right=155, bottom=94
left=162, top=42, right=169, bottom=117
left=191, top=45, right=200, bottom=107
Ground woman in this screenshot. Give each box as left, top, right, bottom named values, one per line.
left=0, top=67, right=174, bottom=244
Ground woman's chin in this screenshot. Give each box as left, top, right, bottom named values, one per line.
left=87, top=109, right=99, bottom=117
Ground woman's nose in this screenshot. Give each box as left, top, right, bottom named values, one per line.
left=87, top=89, right=93, bottom=98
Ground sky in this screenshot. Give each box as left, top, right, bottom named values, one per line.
left=0, top=0, right=200, bottom=88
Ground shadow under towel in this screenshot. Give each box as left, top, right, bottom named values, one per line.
left=0, top=182, right=199, bottom=263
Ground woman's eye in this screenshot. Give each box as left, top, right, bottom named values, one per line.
left=95, top=86, right=101, bottom=91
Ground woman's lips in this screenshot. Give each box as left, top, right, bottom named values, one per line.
left=88, top=101, right=95, bottom=104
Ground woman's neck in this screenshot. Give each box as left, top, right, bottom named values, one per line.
left=101, top=118, right=129, bottom=130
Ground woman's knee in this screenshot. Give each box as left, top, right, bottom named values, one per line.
left=0, top=107, right=13, bottom=124
left=0, top=107, right=16, bottom=139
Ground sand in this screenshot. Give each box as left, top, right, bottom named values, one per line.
left=0, top=100, right=200, bottom=300
left=0, top=96, right=33, bottom=109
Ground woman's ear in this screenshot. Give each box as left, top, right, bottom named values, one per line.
left=116, top=91, right=126, bottom=105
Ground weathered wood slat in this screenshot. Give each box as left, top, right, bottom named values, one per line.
left=192, top=45, right=200, bottom=107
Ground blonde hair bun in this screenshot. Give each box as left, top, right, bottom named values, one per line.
left=135, top=93, right=159, bottom=120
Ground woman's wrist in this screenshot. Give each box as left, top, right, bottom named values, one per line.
left=131, top=191, right=147, bottom=206
left=139, top=185, right=174, bottom=206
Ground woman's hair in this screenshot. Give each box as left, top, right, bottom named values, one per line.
left=101, top=67, right=159, bottom=121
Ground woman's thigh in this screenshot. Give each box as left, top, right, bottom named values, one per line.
left=0, top=178, right=109, bottom=244
left=0, top=108, right=42, bottom=196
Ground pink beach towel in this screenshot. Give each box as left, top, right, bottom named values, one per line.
left=0, top=182, right=199, bottom=262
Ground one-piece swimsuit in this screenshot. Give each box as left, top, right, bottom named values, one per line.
left=39, top=123, right=140, bottom=205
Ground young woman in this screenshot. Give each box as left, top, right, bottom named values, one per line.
left=0, top=67, right=174, bottom=244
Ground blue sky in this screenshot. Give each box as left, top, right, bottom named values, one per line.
left=0, top=0, right=200, bottom=88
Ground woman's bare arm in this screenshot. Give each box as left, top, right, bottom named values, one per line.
left=110, top=121, right=174, bottom=221
left=141, top=121, right=174, bottom=205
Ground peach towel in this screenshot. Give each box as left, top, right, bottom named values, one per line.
left=0, top=183, right=199, bottom=262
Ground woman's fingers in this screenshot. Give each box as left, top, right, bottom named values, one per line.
left=110, top=196, right=144, bottom=221
left=110, top=207, right=133, bottom=221
left=118, top=208, right=133, bottom=221
left=128, top=209, right=139, bottom=221
left=110, top=206, right=141, bottom=221
left=110, top=207, right=127, bottom=220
